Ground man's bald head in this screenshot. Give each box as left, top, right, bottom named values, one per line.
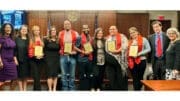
left=64, top=20, right=71, bottom=31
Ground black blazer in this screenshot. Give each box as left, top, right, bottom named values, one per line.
left=166, top=40, right=180, bottom=70
left=172, top=40, right=180, bottom=70
left=15, top=37, right=29, bottom=63
left=148, top=32, right=170, bottom=63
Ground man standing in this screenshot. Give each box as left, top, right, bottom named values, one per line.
left=148, top=21, right=170, bottom=80
left=76, top=25, right=94, bottom=90
left=59, top=20, right=80, bottom=90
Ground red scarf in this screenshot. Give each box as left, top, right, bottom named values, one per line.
left=59, top=30, right=76, bottom=55
left=28, top=40, right=42, bottom=58
left=115, top=33, right=122, bottom=49
left=80, top=33, right=93, bottom=61
left=128, top=35, right=143, bottom=69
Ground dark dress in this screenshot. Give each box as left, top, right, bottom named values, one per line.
left=0, top=36, right=17, bottom=81
left=15, top=37, right=30, bottom=79
left=44, top=39, right=60, bottom=78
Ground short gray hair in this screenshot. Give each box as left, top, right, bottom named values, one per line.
left=166, top=27, right=180, bottom=39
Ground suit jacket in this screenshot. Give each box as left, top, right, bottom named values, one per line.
left=174, top=40, right=180, bottom=70
left=165, top=40, right=180, bottom=71
left=148, top=32, right=170, bottom=64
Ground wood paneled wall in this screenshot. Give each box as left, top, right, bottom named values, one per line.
left=178, top=11, right=180, bottom=31
left=27, top=11, right=150, bottom=38
left=27, top=11, right=116, bottom=36
left=27, top=11, right=48, bottom=36
left=117, top=13, right=149, bottom=38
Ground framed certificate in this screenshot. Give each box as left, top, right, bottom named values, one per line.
left=64, top=42, right=72, bottom=53
left=129, top=45, right=138, bottom=57
left=107, top=41, right=116, bottom=52
left=34, top=46, right=43, bottom=57
left=83, top=42, right=93, bottom=53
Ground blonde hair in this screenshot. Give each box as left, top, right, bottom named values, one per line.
left=128, top=27, right=139, bottom=33
left=166, top=27, right=180, bottom=40
left=30, top=25, right=44, bottom=46
left=32, top=25, right=40, bottom=33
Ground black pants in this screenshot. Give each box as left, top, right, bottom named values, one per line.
left=93, top=65, right=105, bottom=90
left=153, top=58, right=166, bottom=80
left=78, top=61, right=94, bottom=90
left=106, top=65, right=128, bottom=90
left=30, top=58, right=44, bottom=91
left=130, top=60, right=146, bottom=91
left=105, top=53, right=128, bottom=90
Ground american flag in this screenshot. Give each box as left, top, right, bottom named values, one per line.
left=47, top=16, right=51, bottom=36
left=94, top=12, right=98, bottom=30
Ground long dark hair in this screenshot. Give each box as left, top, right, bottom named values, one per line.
left=17, top=25, right=29, bottom=39
left=1, top=23, right=15, bottom=40
left=93, top=27, right=105, bottom=49
left=47, top=26, right=59, bottom=43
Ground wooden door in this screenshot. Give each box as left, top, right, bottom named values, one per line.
left=117, top=13, right=149, bottom=39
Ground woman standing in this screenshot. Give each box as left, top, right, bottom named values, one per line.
left=76, top=25, right=94, bottom=90
left=0, top=23, right=18, bottom=88
left=44, top=26, right=60, bottom=91
left=127, top=27, right=151, bottom=90
left=165, top=28, right=180, bottom=80
left=15, top=25, right=30, bottom=91
left=92, top=28, right=106, bottom=91
left=28, top=25, right=44, bottom=90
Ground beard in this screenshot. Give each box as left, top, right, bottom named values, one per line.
left=66, top=29, right=70, bottom=31
left=84, top=31, right=89, bottom=35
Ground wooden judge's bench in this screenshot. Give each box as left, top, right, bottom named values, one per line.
left=141, top=80, right=180, bottom=91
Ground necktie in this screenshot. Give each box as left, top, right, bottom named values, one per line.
left=157, top=34, right=162, bottom=57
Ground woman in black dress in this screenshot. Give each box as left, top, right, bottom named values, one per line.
left=44, top=26, right=60, bottom=91
left=15, top=25, right=30, bottom=91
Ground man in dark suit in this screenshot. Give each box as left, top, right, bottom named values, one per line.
left=148, top=21, right=170, bottom=80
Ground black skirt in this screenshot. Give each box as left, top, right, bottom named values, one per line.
left=17, top=61, right=30, bottom=79
left=45, top=55, right=60, bottom=78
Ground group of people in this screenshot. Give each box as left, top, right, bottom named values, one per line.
left=0, top=20, right=179, bottom=91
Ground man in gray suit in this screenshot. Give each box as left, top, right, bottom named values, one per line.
left=148, top=21, right=170, bottom=80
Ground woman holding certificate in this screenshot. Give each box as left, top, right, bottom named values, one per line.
left=127, top=27, right=151, bottom=90
left=28, top=25, right=44, bottom=90
left=76, top=25, right=94, bottom=90
left=44, top=26, right=60, bottom=91
left=15, top=25, right=30, bottom=91
left=105, top=25, right=128, bottom=90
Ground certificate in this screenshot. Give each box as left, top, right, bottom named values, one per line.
left=83, top=42, right=93, bottom=53
left=129, top=45, right=138, bottom=57
left=64, top=42, right=72, bottom=53
left=34, top=46, right=43, bottom=56
left=107, top=41, right=116, bottom=52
